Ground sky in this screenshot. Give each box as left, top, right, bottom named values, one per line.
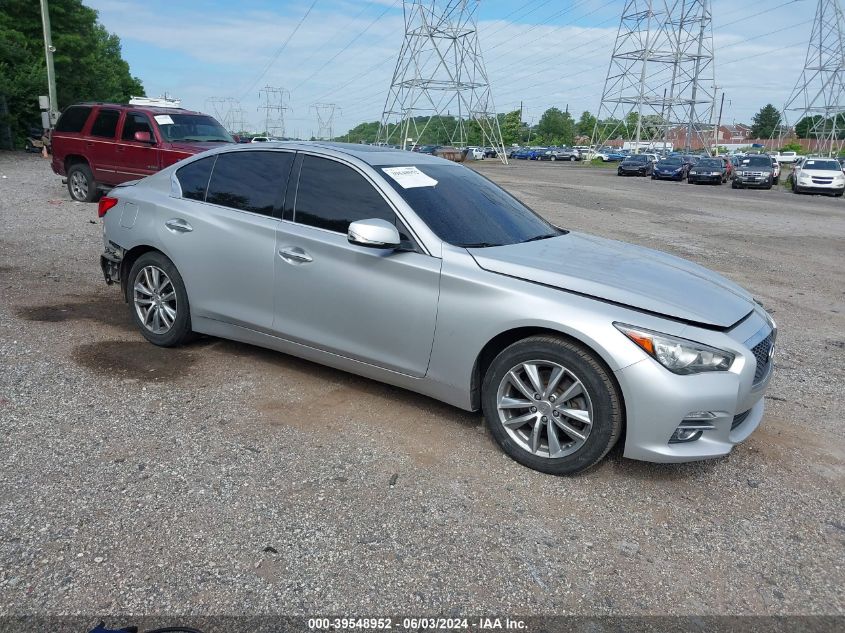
left=84, top=0, right=812, bottom=137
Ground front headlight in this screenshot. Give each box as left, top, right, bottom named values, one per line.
left=614, top=323, right=735, bottom=374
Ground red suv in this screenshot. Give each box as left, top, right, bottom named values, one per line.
left=51, top=102, right=233, bottom=202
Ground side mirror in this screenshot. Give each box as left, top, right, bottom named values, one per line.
left=348, top=218, right=401, bottom=250
left=134, top=130, right=154, bottom=144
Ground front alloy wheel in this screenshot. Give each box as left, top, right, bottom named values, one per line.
left=496, top=361, right=593, bottom=459
left=482, top=335, right=623, bottom=475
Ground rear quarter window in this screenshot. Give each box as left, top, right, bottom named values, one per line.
left=54, top=106, right=92, bottom=133
left=175, top=156, right=216, bottom=201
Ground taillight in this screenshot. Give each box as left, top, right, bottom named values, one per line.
left=98, top=196, right=119, bottom=218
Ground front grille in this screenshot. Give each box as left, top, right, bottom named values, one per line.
left=732, top=409, right=751, bottom=430
left=751, top=334, right=773, bottom=383
left=812, top=177, right=833, bottom=184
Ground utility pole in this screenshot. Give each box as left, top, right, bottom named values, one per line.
left=39, top=0, right=59, bottom=126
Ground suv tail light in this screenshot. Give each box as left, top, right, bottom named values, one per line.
left=98, top=196, right=119, bottom=218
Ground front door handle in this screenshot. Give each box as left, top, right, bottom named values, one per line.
left=165, top=218, right=193, bottom=233
left=278, top=247, right=313, bottom=264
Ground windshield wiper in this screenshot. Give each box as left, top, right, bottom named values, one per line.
left=459, top=242, right=503, bottom=248
left=521, top=233, right=559, bottom=243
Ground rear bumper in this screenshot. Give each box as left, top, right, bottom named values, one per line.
left=100, top=244, right=124, bottom=285
left=689, top=175, right=722, bottom=183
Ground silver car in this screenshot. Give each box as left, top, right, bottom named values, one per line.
left=98, top=142, right=776, bottom=475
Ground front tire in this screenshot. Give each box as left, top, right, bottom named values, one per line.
left=482, top=336, right=623, bottom=475
left=67, top=163, right=98, bottom=202
left=127, top=252, right=195, bottom=347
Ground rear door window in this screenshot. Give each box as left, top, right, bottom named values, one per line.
left=176, top=156, right=216, bottom=202
left=54, top=106, right=92, bottom=133
left=89, top=109, right=120, bottom=138
left=206, top=151, right=293, bottom=217
left=121, top=112, right=154, bottom=141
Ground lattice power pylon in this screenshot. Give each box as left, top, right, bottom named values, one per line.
left=377, top=0, right=507, bottom=163
left=592, top=0, right=716, bottom=154
left=258, top=86, right=290, bottom=138
left=779, top=0, right=845, bottom=156
left=311, top=103, right=340, bottom=140
left=206, top=97, right=243, bottom=134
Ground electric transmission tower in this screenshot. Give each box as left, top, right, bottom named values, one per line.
left=592, top=0, right=716, bottom=154
left=779, top=0, right=845, bottom=156
left=258, top=86, right=290, bottom=138
left=311, top=103, right=340, bottom=140
left=206, top=97, right=243, bottom=134
left=377, top=0, right=507, bottom=163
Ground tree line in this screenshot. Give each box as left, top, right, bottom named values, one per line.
left=0, top=0, right=143, bottom=147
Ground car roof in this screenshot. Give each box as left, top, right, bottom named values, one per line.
left=235, top=141, right=452, bottom=166
left=72, top=102, right=206, bottom=116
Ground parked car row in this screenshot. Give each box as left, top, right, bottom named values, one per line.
left=509, top=146, right=583, bottom=161
left=617, top=151, right=844, bottom=196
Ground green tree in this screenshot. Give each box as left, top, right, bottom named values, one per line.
left=0, top=0, right=144, bottom=146
left=576, top=111, right=597, bottom=138
left=750, top=104, right=782, bottom=139
left=501, top=109, right=521, bottom=145
left=536, top=107, right=575, bottom=145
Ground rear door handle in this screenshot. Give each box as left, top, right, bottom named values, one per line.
left=278, top=247, right=313, bottom=264
left=165, top=218, right=193, bottom=233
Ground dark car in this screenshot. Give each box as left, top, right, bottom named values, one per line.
left=732, top=155, right=775, bottom=189
left=51, top=102, right=233, bottom=202
left=651, top=156, right=687, bottom=181
left=687, top=158, right=727, bottom=185
left=415, top=145, right=441, bottom=155
left=617, top=154, right=654, bottom=176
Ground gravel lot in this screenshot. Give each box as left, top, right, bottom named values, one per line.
left=0, top=152, right=842, bottom=618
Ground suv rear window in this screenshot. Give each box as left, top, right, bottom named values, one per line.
left=54, top=106, right=92, bottom=133
left=90, top=109, right=120, bottom=138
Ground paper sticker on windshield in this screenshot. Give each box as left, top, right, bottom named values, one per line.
left=382, top=166, right=438, bottom=189
left=154, top=114, right=174, bottom=125
left=805, top=160, right=815, bottom=166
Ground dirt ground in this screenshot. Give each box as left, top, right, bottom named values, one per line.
left=0, top=152, right=842, bottom=617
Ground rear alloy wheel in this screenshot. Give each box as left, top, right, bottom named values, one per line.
left=67, top=163, right=98, bottom=202
left=128, top=252, right=195, bottom=347
left=482, top=336, right=622, bottom=475
left=569, top=155, right=576, bottom=162
left=550, top=155, right=556, bottom=161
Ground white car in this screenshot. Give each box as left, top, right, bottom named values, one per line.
left=250, top=136, right=270, bottom=143
left=791, top=157, right=845, bottom=196
left=773, top=151, right=799, bottom=164
left=465, top=147, right=485, bottom=160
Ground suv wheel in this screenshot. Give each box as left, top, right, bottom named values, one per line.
left=67, top=163, right=98, bottom=202
left=127, top=252, right=196, bottom=347
left=482, top=335, right=622, bottom=475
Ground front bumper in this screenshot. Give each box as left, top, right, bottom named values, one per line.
left=689, top=174, right=722, bottom=183
left=734, top=176, right=771, bottom=187
left=618, top=168, right=648, bottom=176
left=653, top=171, right=684, bottom=180
left=795, top=180, right=845, bottom=194
left=614, top=312, right=775, bottom=462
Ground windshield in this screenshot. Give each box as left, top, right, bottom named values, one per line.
left=697, top=159, right=723, bottom=168
left=379, top=164, right=562, bottom=247
left=658, top=157, right=682, bottom=166
left=625, top=155, right=649, bottom=163
left=155, top=114, right=233, bottom=142
left=741, top=156, right=772, bottom=168
left=802, top=159, right=841, bottom=171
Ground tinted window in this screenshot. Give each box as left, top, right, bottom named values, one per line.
left=90, top=109, right=120, bottom=138
left=54, top=106, right=92, bottom=133
left=206, top=151, right=293, bottom=216
left=294, top=155, right=405, bottom=238
left=157, top=114, right=232, bottom=142
left=626, top=155, right=648, bottom=163
left=744, top=156, right=772, bottom=168
left=176, top=156, right=215, bottom=202
left=697, top=159, right=723, bottom=168
left=122, top=112, right=154, bottom=141
left=658, top=158, right=683, bottom=165
left=379, top=164, right=561, bottom=247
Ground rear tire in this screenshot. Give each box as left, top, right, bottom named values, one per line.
left=482, top=335, right=623, bottom=475
left=126, top=252, right=196, bottom=347
left=67, top=163, right=98, bottom=203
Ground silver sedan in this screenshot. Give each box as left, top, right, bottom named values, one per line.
left=97, top=142, right=776, bottom=475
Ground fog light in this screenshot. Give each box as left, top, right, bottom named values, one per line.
left=670, top=427, right=703, bottom=443
left=669, top=412, right=716, bottom=443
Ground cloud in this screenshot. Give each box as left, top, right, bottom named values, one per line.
left=86, top=0, right=816, bottom=134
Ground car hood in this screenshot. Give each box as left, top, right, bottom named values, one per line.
left=165, top=140, right=233, bottom=154
left=468, top=232, right=754, bottom=328
left=798, top=169, right=843, bottom=177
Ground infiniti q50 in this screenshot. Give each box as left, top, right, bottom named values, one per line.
left=97, top=142, right=776, bottom=475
